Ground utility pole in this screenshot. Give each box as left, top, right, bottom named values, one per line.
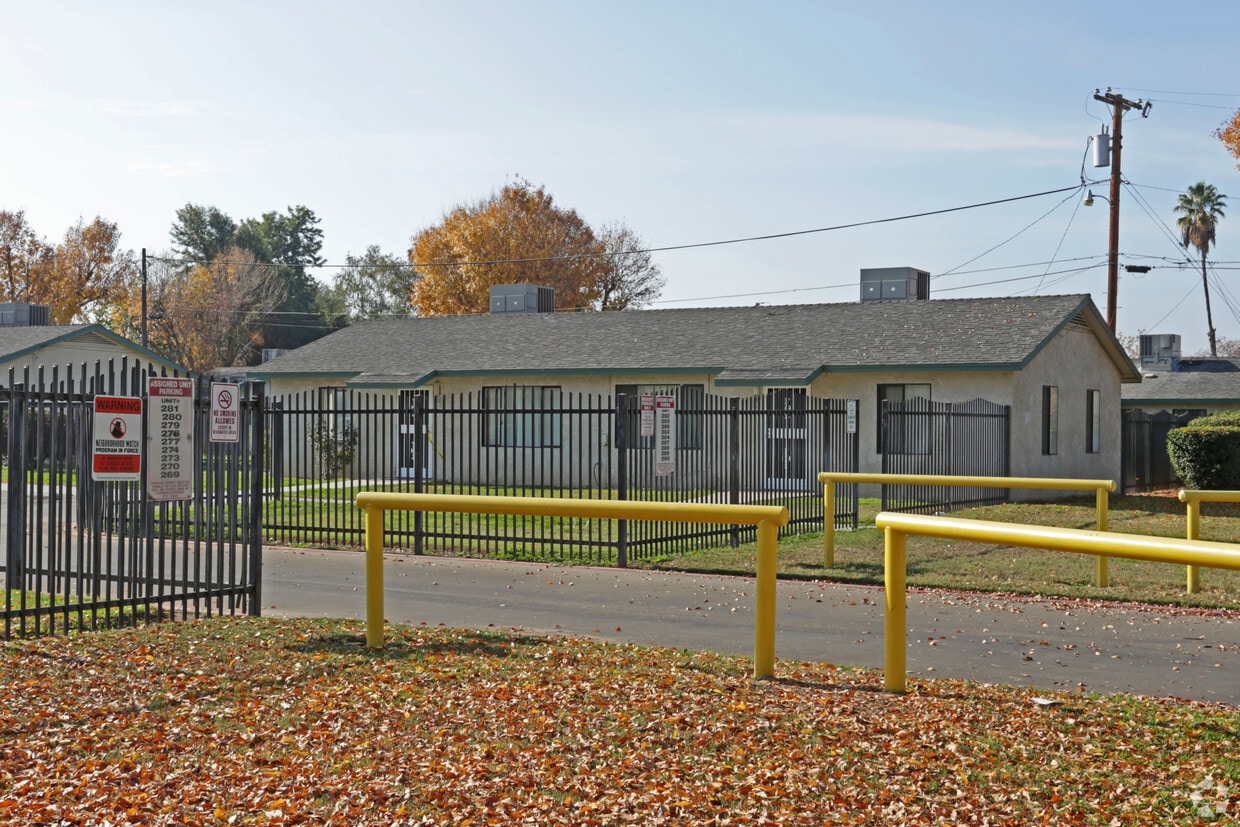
left=141, top=248, right=148, bottom=349
left=1093, top=88, right=1151, bottom=332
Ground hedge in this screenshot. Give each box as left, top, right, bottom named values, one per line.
left=1166, top=414, right=1240, bottom=490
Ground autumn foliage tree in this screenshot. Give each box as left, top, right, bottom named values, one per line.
left=1218, top=108, right=1240, bottom=169
left=408, top=181, right=662, bottom=316
left=144, top=247, right=286, bottom=372
left=0, top=211, right=135, bottom=323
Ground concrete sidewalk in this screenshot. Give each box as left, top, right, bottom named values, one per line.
left=261, top=547, right=1240, bottom=706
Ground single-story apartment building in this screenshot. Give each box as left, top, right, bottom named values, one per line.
left=251, top=272, right=1140, bottom=494
left=0, top=303, right=185, bottom=388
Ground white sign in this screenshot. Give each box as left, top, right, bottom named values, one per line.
left=655, top=394, right=676, bottom=477
left=639, top=394, right=655, bottom=438
left=847, top=399, right=857, bottom=434
left=92, top=396, right=143, bottom=481
left=147, top=377, right=194, bottom=501
left=209, top=382, right=241, bottom=443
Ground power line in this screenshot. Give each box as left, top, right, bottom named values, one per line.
left=152, top=185, right=1084, bottom=272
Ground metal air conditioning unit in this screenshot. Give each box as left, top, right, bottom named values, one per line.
left=859, top=268, right=930, bottom=302
left=1138, top=333, right=1181, bottom=372
left=489, top=284, right=555, bottom=314
left=0, top=303, right=51, bottom=326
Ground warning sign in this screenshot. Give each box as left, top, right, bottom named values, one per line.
left=210, top=382, right=241, bottom=443
left=93, top=395, right=143, bottom=481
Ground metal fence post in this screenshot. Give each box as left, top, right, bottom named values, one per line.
left=249, top=381, right=265, bottom=616
left=615, top=393, right=628, bottom=568
left=729, top=397, right=740, bottom=548
left=412, top=392, right=425, bottom=556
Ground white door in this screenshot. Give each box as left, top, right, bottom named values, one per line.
left=397, top=390, right=433, bottom=480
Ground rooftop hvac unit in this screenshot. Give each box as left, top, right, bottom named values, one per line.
left=859, top=268, right=930, bottom=302
left=0, top=303, right=50, bottom=327
left=1138, top=333, right=1181, bottom=371
left=262, top=348, right=288, bottom=363
left=489, top=284, right=555, bottom=314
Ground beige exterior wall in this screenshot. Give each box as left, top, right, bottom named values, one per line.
left=1010, top=325, right=1122, bottom=495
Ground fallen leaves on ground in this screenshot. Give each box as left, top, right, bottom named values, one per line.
left=0, top=617, right=1236, bottom=825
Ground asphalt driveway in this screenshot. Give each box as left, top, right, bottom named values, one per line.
left=261, top=547, right=1240, bottom=706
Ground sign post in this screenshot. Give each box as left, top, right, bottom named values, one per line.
left=92, top=396, right=143, bottom=481
left=147, top=377, right=194, bottom=501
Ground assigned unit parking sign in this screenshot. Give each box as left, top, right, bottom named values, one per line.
left=92, top=395, right=143, bottom=481
left=147, top=377, right=195, bottom=501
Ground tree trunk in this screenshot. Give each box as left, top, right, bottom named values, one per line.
left=1202, top=252, right=1218, bottom=357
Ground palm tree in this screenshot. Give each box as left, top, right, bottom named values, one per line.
left=1175, top=182, right=1227, bottom=356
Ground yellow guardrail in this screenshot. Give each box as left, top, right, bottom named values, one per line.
left=1177, top=489, right=1240, bottom=594
left=874, top=511, right=1240, bottom=693
left=818, top=472, right=1117, bottom=586
left=355, top=492, right=790, bottom=679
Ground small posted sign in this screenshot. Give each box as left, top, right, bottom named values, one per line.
left=147, top=377, right=194, bottom=501
left=655, top=394, right=676, bottom=477
left=209, top=382, right=241, bottom=443
left=92, top=396, right=143, bottom=481
left=639, top=394, right=655, bottom=437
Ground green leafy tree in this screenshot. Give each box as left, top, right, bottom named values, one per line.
left=236, top=206, right=330, bottom=353
left=170, top=203, right=238, bottom=263
left=1174, top=182, right=1227, bottom=356
left=324, top=245, right=417, bottom=322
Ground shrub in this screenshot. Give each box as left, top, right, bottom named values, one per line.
left=308, top=421, right=360, bottom=478
left=1166, top=415, right=1240, bottom=489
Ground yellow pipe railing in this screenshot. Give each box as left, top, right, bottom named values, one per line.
left=875, top=511, right=1240, bottom=692
left=1177, top=489, right=1240, bottom=594
left=355, top=492, right=790, bottom=679
left=819, top=472, right=1116, bottom=586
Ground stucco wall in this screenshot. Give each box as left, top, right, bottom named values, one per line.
left=1010, top=324, right=1122, bottom=491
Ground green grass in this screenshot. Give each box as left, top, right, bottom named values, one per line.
left=0, top=616, right=1235, bottom=824
left=639, top=493, right=1240, bottom=611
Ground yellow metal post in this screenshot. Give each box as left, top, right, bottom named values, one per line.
left=823, top=482, right=836, bottom=568
left=883, top=526, right=907, bottom=693
left=365, top=505, right=386, bottom=649
left=1095, top=487, right=1109, bottom=587
left=1185, top=498, right=1201, bottom=594
left=754, top=519, right=778, bottom=680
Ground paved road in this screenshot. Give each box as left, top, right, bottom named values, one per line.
left=262, top=547, right=1240, bottom=706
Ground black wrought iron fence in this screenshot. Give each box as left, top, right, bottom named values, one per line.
left=880, top=397, right=1011, bottom=513
left=1, top=361, right=263, bottom=638
left=262, top=388, right=860, bottom=563
left=1120, top=409, right=1196, bottom=493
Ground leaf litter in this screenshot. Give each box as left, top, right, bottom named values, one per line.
left=0, top=616, right=1236, bottom=825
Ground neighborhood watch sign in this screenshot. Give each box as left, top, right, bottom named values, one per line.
left=92, top=396, right=143, bottom=481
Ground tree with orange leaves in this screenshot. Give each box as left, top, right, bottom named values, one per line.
left=408, top=180, right=662, bottom=316
left=1218, top=109, right=1240, bottom=169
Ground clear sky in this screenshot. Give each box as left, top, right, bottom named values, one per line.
left=3, top=1, right=1239, bottom=354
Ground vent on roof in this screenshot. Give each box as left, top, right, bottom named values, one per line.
left=0, top=303, right=50, bottom=327
left=1139, top=333, right=1180, bottom=372
left=489, top=284, right=555, bottom=314
left=859, top=268, right=930, bottom=302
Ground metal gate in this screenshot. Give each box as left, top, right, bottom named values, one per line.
left=1, top=360, right=264, bottom=638
left=880, top=397, right=1011, bottom=513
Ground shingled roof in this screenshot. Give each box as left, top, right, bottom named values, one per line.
left=0, top=324, right=183, bottom=374
left=1122, top=357, right=1240, bottom=405
left=251, top=294, right=1140, bottom=387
